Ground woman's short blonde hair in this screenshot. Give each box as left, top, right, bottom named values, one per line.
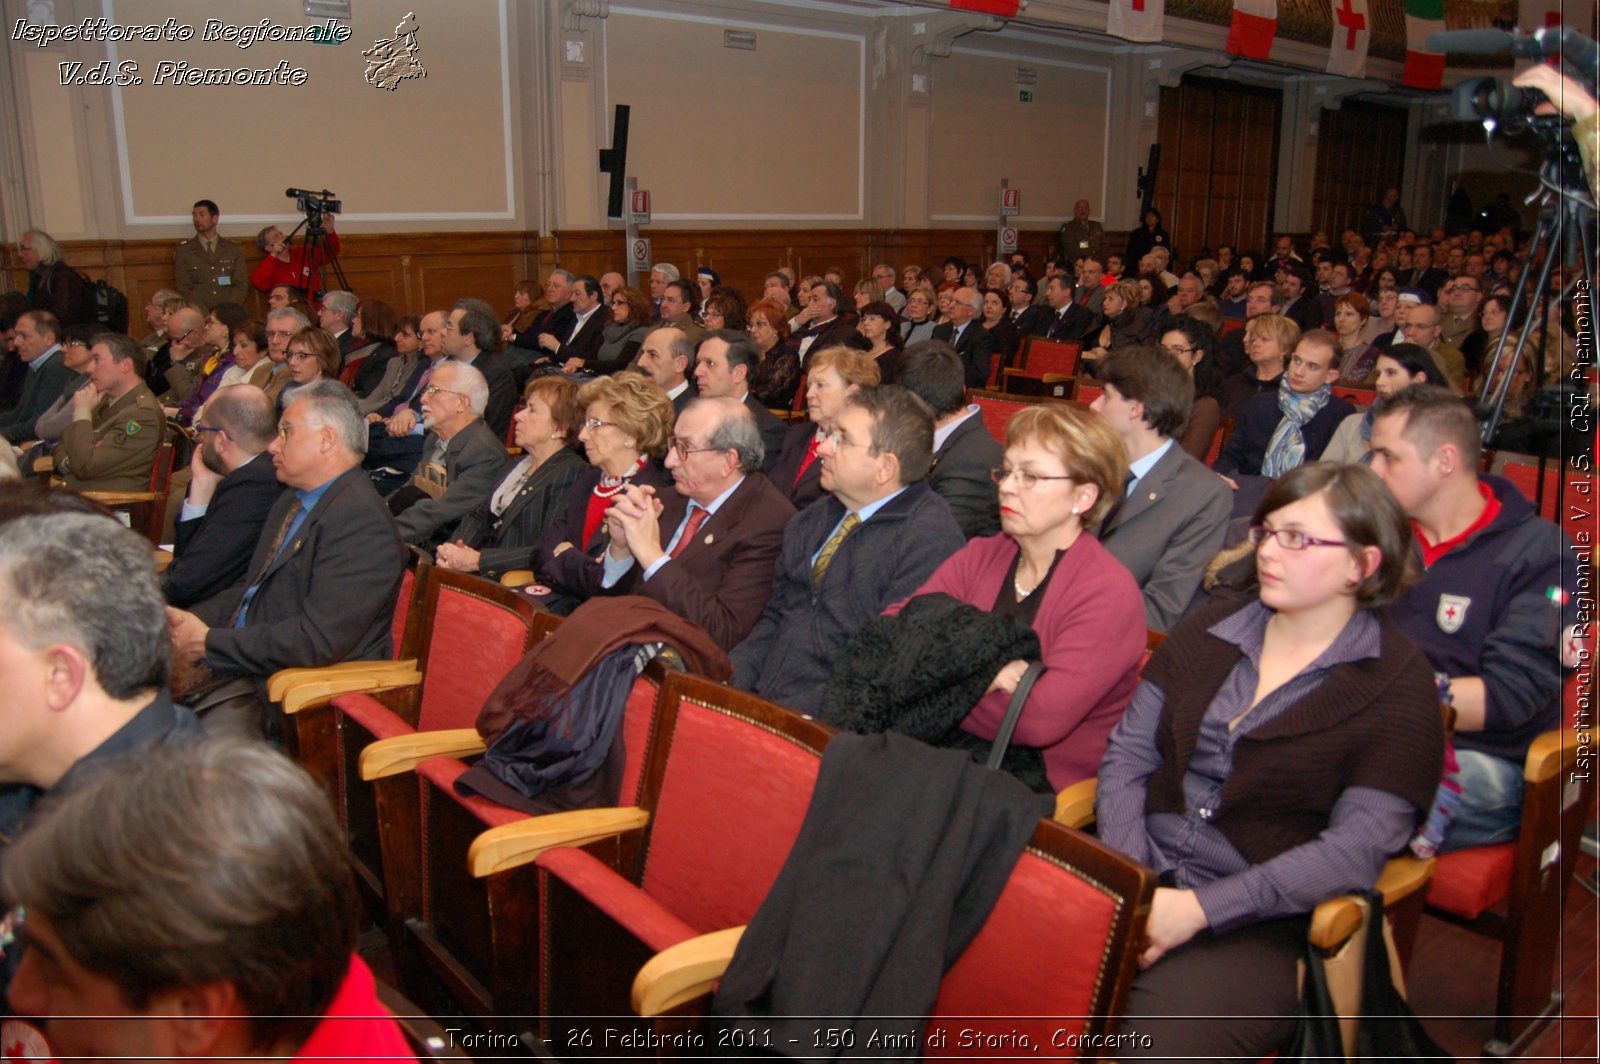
left=1246, top=313, right=1301, bottom=353
left=1004, top=403, right=1129, bottom=529
left=1108, top=279, right=1143, bottom=310
left=577, top=373, right=674, bottom=457
left=807, top=345, right=881, bottom=390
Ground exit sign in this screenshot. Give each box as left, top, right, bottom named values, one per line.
left=1018, top=89, right=1033, bottom=103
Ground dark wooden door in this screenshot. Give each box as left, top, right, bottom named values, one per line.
left=1311, top=100, right=1409, bottom=242
left=1152, top=77, right=1282, bottom=265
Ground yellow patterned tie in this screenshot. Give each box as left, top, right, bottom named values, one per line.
left=810, top=512, right=860, bottom=586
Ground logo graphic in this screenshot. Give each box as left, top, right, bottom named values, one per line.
left=1436, top=594, right=1471, bottom=634
left=364, top=12, right=426, bottom=91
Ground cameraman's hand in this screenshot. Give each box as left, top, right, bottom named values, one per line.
left=1514, top=65, right=1598, bottom=123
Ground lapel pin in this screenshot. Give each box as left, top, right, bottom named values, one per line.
left=704, top=533, right=714, bottom=545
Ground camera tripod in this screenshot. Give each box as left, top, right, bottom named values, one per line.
left=282, top=209, right=350, bottom=298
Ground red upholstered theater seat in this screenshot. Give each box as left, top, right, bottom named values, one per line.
left=387, top=662, right=672, bottom=1020
left=966, top=388, right=1049, bottom=445
left=1426, top=843, right=1516, bottom=920
left=533, top=674, right=834, bottom=1045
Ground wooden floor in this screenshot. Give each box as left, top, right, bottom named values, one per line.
left=1408, top=853, right=1599, bottom=1061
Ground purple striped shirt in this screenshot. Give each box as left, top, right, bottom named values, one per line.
left=1097, top=602, right=1419, bottom=933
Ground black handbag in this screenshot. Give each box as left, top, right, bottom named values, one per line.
left=1281, top=888, right=1449, bottom=1062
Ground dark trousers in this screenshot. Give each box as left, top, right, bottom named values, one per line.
left=1117, top=915, right=1307, bottom=1062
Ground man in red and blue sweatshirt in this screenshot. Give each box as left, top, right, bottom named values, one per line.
left=1369, top=385, right=1573, bottom=851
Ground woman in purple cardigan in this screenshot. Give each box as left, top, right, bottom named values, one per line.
left=888, top=404, right=1146, bottom=789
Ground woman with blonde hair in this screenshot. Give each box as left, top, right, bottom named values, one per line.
left=886, top=403, right=1146, bottom=789
left=1081, top=279, right=1149, bottom=372
left=528, top=372, right=675, bottom=613
left=768, top=345, right=881, bottom=509
left=1221, top=313, right=1299, bottom=422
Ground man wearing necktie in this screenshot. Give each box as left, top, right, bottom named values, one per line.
left=167, top=382, right=407, bottom=734
left=728, top=386, right=966, bottom=713
left=597, top=397, right=794, bottom=650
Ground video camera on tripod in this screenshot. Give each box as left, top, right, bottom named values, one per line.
left=281, top=186, right=349, bottom=294
left=1425, top=24, right=1596, bottom=470
left=286, top=187, right=342, bottom=226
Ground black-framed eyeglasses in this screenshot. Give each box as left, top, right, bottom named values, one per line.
left=670, top=439, right=720, bottom=462
left=990, top=466, right=1074, bottom=491
left=1247, top=526, right=1350, bottom=551
left=1160, top=343, right=1196, bottom=358
left=194, top=424, right=227, bottom=438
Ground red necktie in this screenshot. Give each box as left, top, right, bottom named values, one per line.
left=669, top=506, right=708, bottom=559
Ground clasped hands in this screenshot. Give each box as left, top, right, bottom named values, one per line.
left=604, top=484, right=666, bottom=569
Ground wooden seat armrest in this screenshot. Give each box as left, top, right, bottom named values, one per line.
left=468, top=806, right=650, bottom=877
left=31, top=455, right=54, bottom=474
left=153, top=549, right=173, bottom=573
left=1054, top=778, right=1098, bottom=830
left=267, top=659, right=419, bottom=702
left=1000, top=367, right=1038, bottom=378
left=500, top=570, right=537, bottom=588
left=360, top=728, right=487, bottom=781
left=632, top=925, right=747, bottom=1016
left=80, top=490, right=157, bottom=505
left=1524, top=727, right=1573, bottom=783
left=279, top=666, right=423, bottom=716
left=1309, top=856, right=1436, bottom=952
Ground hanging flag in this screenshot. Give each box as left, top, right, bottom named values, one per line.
left=1107, top=0, right=1166, bottom=43
left=1226, top=0, right=1277, bottom=60
left=950, top=0, right=1020, bottom=15
left=1326, top=0, right=1370, bottom=77
left=1403, top=0, right=1446, bottom=89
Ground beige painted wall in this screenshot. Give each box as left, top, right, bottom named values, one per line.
left=928, top=46, right=1110, bottom=226
left=99, top=0, right=513, bottom=224
left=24, top=50, right=88, bottom=235
left=602, top=9, right=864, bottom=222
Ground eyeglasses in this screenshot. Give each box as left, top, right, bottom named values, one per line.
left=277, top=421, right=311, bottom=440
left=582, top=417, right=618, bottom=431
left=990, top=466, right=1074, bottom=491
left=1160, top=343, right=1196, bottom=358
left=822, top=429, right=872, bottom=452
left=670, top=438, right=720, bottom=461
left=422, top=384, right=467, bottom=400
left=610, top=298, right=628, bottom=306
left=286, top=349, right=316, bottom=362
left=194, top=424, right=227, bottom=438
left=1247, top=526, right=1349, bottom=551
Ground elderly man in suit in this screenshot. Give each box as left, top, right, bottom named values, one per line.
left=596, top=397, right=794, bottom=649
left=163, top=384, right=285, bottom=608
left=167, top=382, right=407, bottom=736
left=932, top=286, right=995, bottom=388
left=899, top=340, right=1003, bottom=539
left=389, top=360, right=509, bottom=548
left=1090, top=345, right=1232, bottom=631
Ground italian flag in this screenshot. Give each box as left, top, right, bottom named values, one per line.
left=1226, top=0, right=1277, bottom=60
left=1403, top=0, right=1446, bottom=89
left=1107, top=0, right=1166, bottom=43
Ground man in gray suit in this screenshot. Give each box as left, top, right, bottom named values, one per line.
left=391, top=360, right=509, bottom=548
left=1090, top=346, right=1231, bottom=631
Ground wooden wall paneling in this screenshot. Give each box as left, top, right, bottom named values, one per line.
left=1311, top=101, right=1407, bottom=242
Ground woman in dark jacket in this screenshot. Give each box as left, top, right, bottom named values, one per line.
left=1124, top=208, right=1173, bottom=269
left=19, top=229, right=89, bottom=326
left=1096, top=463, right=1444, bottom=1060
left=528, top=373, right=676, bottom=613
left=436, top=375, right=588, bottom=581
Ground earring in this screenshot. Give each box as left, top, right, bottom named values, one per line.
left=1070, top=507, right=1080, bottom=515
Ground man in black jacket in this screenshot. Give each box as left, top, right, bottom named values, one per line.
left=0, top=310, right=76, bottom=443
left=899, top=341, right=1003, bottom=538
left=728, top=386, right=965, bottom=712
left=162, top=384, right=285, bottom=608
left=932, top=287, right=995, bottom=388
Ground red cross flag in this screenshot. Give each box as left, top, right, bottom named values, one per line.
left=1108, top=0, right=1166, bottom=43
left=1326, top=0, right=1370, bottom=77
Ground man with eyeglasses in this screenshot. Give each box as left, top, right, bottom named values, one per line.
left=167, top=381, right=406, bottom=738
left=593, top=397, right=793, bottom=650
left=1438, top=276, right=1483, bottom=352
left=728, top=386, right=964, bottom=713
left=505, top=270, right=577, bottom=380
left=1089, top=346, right=1231, bottom=631
left=1369, top=385, right=1572, bottom=853
left=163, top=384, right=284, bottom=608
left=1398, top=303, right=1465, bottom=394
left=871, top=263, right=905, bottom=311
left=388, top=361, right=508, bottom=549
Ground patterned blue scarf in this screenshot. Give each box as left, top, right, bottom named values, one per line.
left=1261, top=379, right=1332, bottom=478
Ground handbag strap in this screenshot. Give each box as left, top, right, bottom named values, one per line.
left=985, top=660, right=1044, bottom=770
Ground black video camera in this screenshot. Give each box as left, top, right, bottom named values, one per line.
left=285, top=187, right=342, bottom=218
